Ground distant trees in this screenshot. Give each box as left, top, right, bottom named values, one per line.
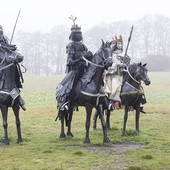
left=13, top=14, right=170, bottom=75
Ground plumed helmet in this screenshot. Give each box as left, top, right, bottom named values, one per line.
left=69, top=15, right=81, bottom=33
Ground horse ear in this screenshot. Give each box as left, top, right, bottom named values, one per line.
left=143, top=63, right=147, bottom=67
left=101, top=39, right=105, bottom=46
left=138, top=62, right=142, bottom=66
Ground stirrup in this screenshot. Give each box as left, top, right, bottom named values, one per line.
left=60, top=102, right=69, bottom=111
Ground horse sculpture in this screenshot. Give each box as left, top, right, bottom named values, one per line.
left=56, top=39, right=123, bottom=144
left=120, top=62, right=151, bottom=135
left=0, top=49, right=24, bottom=145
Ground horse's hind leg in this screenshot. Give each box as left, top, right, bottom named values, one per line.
left=67, top=109, right=74, bottom=138
left=122, top=106, right=129, bottom=136
left=12, top=105, right=23, bottom=144
left=135, top=106, right=140, bottom=132
left=93, top=110, right=99, bottom=130
left=1, top=105, right=9, bottom=145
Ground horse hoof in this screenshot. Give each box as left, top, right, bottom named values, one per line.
left=103, top=137, right=112, bottom=145
left=104, top=141, right=113, bottom=146
left=4, top=140, right=9, bottom=145
left=17, top=139, right=23, bottom=144
left=122, top=132, right=127, bottom=136
left=59, top=133, right=66, bottom=139
left=83, top=139, right=90, bottom=144
left=67, top=132, right=74, bottom=138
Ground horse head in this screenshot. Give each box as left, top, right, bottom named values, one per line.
left=95, top=40, right=113, bottom=70
left=12, top=51, right=24, bottom=63
left=135, top=62, right=151, bottom=85
left=112, top=35, right=123, bottom=54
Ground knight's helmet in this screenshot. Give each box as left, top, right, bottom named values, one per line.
left=69, top=15, right=82, bottom=41
left=0, top=25, right=4, bottom=41
left=0, top=25, right=3, bottom=34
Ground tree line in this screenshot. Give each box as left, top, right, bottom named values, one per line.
left=12, top=14, right=170, bottom=75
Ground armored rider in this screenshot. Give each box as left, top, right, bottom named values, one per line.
left=56, top=16, right=92, bottom=110
left=0, top=25, right=26, bottom=111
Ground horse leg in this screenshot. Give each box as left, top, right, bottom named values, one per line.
left=135, top=106, right=141, bottom=132
left=106, top=110, right=111, bottom=130
left=12, top=105, right=23, bottom=144
left=93, top=110, right=99, bottom=130
left=67, top=109, right=74, bottom=138
left=1, top=105, right=9, bottom=145
left=83, top=103, right=93, bottom=144
left=98, top=104, right=111, bottom=144
left=122, top=106, right=129, bottom=136
left=59, top=110, right=66, bottom=139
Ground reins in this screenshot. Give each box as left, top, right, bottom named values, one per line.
left=82, top=56, right=104, bottom=68
left=0, top=63, right=14, bottom=71
left=123, top=67, right=140, bottom=84
left=82, top=49, right=112, bottom=68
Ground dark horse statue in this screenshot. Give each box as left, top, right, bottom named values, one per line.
left=120, top=62, right=151, bottom=135
left=56, top=40, right=122, bottom=144
left=0, top=49, right=24, bottom=145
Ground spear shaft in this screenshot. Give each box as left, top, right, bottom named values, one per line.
left=124, top=25, right=133, bottom=57
left=10, top=9, right=21, bottom=44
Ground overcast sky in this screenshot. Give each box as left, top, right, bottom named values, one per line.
left=1, top=0, right=170, bottom=33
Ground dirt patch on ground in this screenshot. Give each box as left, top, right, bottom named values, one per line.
left=65, top=143, right=144, bottom=170
left=65, top=142, right=144, bottom=153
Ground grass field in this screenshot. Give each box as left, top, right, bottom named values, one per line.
left=0, top=72, right=169, bottom=170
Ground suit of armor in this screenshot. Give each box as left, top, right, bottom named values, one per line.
left=0, top=25, right=26, bottom=110
left=56, top=21, right=92, bottom=109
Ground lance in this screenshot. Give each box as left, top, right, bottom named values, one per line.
left=124, top=25, right=134, bottom=58
left=10, top=9, right=21, bottom=44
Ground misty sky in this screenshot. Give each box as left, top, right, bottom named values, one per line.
left=1, top=0, right=170, bottom=33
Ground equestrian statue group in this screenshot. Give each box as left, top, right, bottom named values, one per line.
left=55, top=17, right=151, bottom=144
left=0, top=14, right=151, bottom=145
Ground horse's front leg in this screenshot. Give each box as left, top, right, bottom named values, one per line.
left=98, top=104, right=111, bottom=144
left=122, top=105, right=129, bottom=136
left=135, top=105, right=141, bottom=132
left=12, top=104, right=23, bottom=144
left=67, top=109, right=74, bottom=138
left=84, top=103, right=93, bottom=144
left=106, top=110, right=111, bottom=130
left=1, top=105, right=9, bottom=145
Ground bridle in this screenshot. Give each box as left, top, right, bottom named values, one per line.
left=82, top=46, right=112, bottom=68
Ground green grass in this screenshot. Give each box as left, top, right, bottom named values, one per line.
left=0, top=72, right=169, bottom=170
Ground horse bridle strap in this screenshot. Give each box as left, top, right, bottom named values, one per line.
left=0, top=63, right=14, bottom=71
left=82, top=57, right=104, bottom=68
left=124, top=68, right=140, bottom=84
left=81, top=90, right=105, bottom=106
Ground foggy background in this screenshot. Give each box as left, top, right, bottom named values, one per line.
left=1, top=0, right=170, bottom=75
